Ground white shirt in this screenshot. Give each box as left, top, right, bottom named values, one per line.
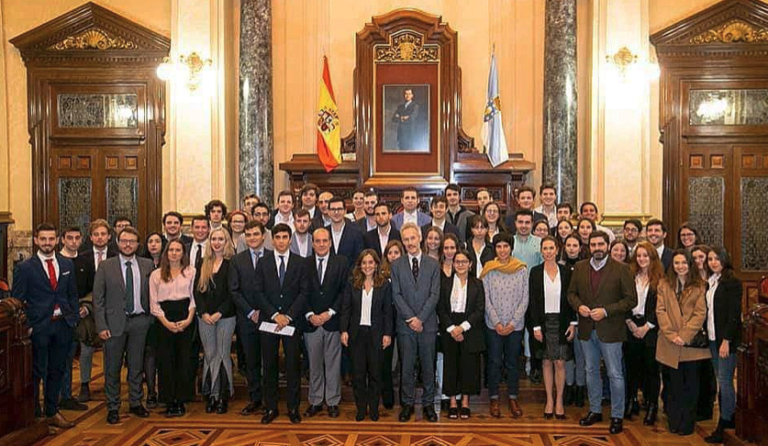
left=446, top=275, right=472, bottom=334
left=93, top=247, right=108, bottom=271
left=190, top=240, right=208, bottom=265
left=378, top=226, right=391, bottom=254
left=707, top=274, right=721, bottom=341
left=273, top=250, right=290, bottom=272
left=535, top=205, right=558, bottom=228
left=38, top=251, right=60, bottom=280
left=633, top=277, right=649, bottom=317
left=544, top=268, right=562, bottom=314
left=120, top=254, right=143, bottom=314
left=656, top=244, right=666, bottom=260
left=590, top=256, right=608, bottom=271
left=403, top=210, right=419, bottom=226
left=294, top=233, right=310, bottom=257
left=473, top=243, right=486, bottom=278
left=360, top=287, right=373, bottom=326
left=432, top=219, right=446, bottom=232
left=274, top=212, right=295, bottom=230
left=331, top=223, right=345, bottom=255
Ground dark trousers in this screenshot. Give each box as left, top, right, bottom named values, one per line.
left=697, top=358, right=716, bottom=420
left=237, top=316, right=262, bottom=403
left=261, top=331, right=301, bottom=411
left=32, top=319, right=73, bottom=417
left=624, top=340, right=660, bottom=405
left=351, top=327, right=382, bottom=413
left=103, top=315, right=151, bottom=412
left=143, top=325, right=158, bottom=399
left=380, top=341, right=395, bottom=406
left=442, top=336, right=481, bottom=396
left=61, top=340, right=78, bottom=400
left=486, top=328, right=523, bottom=398
left=156, top=300, right=196, bottom=404
left=667, top=361, right=700, bottom=434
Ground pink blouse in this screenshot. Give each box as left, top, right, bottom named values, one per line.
left=149, top=266, right=197, bottom=318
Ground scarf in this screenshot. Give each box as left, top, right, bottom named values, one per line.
left=480, top=257, right=526, bottom=279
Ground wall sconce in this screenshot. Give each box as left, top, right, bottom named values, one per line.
left=606, top=46, right=638, bottom=78
left=156, top=52, right=213, bottom=92
left=604, top=46, right=659, bottom=85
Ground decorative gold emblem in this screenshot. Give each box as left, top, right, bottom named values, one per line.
left=48, top=28, right=138, bottom=51
left=690, top=19, right=768, bottom=44
left=375, top=31, right=439, bottom=62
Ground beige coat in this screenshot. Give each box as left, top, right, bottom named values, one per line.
left=655, top=278, right=712, bottom=369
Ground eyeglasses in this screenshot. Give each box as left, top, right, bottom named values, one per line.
left=680, top=232, right=695, bottom=238
left=624, top=228, right=639, bottom=234
left=454, top=260, right=470, bottom=266
left=119, top=240, right=138, bottom=245
left=330, top=208, right=345, bottom=213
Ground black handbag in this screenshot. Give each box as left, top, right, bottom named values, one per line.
left=676, top=284, right=709, bottom=349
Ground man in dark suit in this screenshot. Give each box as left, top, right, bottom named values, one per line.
left=445, top=184, right=474, bottom=243
left=505, top=186, right=548, bottom=233
left=390, top=222, right=441, bottom=423
left=328, top=197, right=364, bottom=268
left=256, top=223, right=310, bottom=424
left=392, top=187, right=432, bottom=230
left=162, top=211, right=192, bottom=245
left=421, top=196, right=460, bottom=239
left=646, top=219, right=673, bottom=271
left=13, top=223, right=79, bottom=429
left=391, top=88, right=420, bottom=150
left=92, top=227, right=154, bottom=424
left=188, top=215, right=210, bottom=268
left=72, top=218, right=118, bottom=403
left=356, top=190, right=379, bottom=233
left=229, top=220, right=268, bottom=416
left=303, top=228, right=348, bottom=418
left=312, top=191, right=334, bottom=231
left=364, top=202, right=401, bottom=259
left=567, top=231, right=637, bottom=434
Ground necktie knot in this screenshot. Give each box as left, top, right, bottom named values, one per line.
left=125, top=260, right=132, bottom=267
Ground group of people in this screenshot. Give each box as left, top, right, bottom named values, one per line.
left=13, top=182, right=741, bottom=443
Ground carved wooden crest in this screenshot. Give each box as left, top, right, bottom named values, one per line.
left=375, top=31, right=439, bottom=63
left=11, top=2, right=169, bottom=65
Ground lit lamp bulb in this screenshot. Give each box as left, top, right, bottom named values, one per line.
left=156, top=57, right=173, bottom=81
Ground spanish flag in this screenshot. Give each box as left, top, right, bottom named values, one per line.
left=316, top=56, right=341, bottom=172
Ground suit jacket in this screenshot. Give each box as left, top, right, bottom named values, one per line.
left=437, top=275, right=486, bottom=353
left=330, top=223, right=365, bottom=268
left=364, top=226, right=401, bottom=259
left=255, top=251, right=310, bottom=325
left=13, top=254, right=79, bottom=331
left=505, top=210, right=548, bottom=235
left=355, top=217, right=377, bottom=234
left=74, top=247, right=118, bottom=298
left=162, top=234, right=193, bottom=246
left=660, top=247, right=674, bottom=272
left=194, top=258, right=235, bottom=319
left=447, top=206, right=475, bottom=243
left=567, top=258, right=637, bottom=343
left=289, top=233, right=313, bottom=258
left=92, top=256, right=154, bottom=337
left=392, top=101, right=420, bottom=148
left=468, top=243, right=495, bottom=278
left=390, top=254, right=441, bottom=334
left=229, top=248, right=265, bottom=320
left=304, top=254, right=348, bottom=332
left=655, top=279, right=711, bottom=369
left=340, top=281, right=393, bottom=348
left=528, top=264, right=576, bottom=346
left=391, top=211, right=432, bottom=230
left=711, top=275, right=743, bottom=349
left=421, top=221, right=460, bottom=240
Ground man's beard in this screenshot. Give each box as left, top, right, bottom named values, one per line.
left=592, top=250, right=606, bottom=260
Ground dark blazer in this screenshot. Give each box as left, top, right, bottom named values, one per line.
left=567, top=258, right=638, bottom=343
left=364, top=226, right=401, bottom=259
left=255, top=251, right=310, bottom=324
left=194, top=258, right=235, bottom=319
left=92, top=255, right=154, bottom=336
left=340, top=281, right=394, bottom=348
left=421, top=222, right=460, bottom=240
left=625, top=284, right=659, bottom=347
left=711, top=275, right=743, bottom=349
left=330, top=223, right=365, bottom=268
left=437, top=275, right=486, bottom=353
left=447, top=206, right=475, bottom=243
left=660, top=247, right=674, bottom=272
left=355, top=217, right=377, bottom=234
left=74, top=247, right=118, bottom=298
left=13, top=254, right=79, bottom=331
left=304, top=254, right=349, bottom=332
left=162, top=234, right=193, bottom=246
left=528, top=264, right=577, bottom=346
left=468, top=242, right=495, bottom=278
left=229, top=248, right=265, bottom=320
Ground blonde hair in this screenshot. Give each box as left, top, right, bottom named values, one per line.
left=197, top=228, right=235, bottom=293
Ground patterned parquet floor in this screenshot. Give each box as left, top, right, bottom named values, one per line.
left=34, top=352, right=722, bottom=446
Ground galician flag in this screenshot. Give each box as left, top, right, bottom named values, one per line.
left=316, top=56, right=341, bottom=172
left=481, top=53, right=509, bottom=167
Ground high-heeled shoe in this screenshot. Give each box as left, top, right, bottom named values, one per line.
left=544, top=412, right=554, bottom=420
left=555, top=412, right=566, bottom=420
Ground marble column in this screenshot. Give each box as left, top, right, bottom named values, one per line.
left=542, top=0, right=578, bottom=206
left=238, top=0, right=274, bottom=207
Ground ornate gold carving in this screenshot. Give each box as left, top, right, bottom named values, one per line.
left=690, top=19, right=768, bottom=44
left=48, top=28, right=138, bottom=51
left=375, top=31, right=439, bottom=62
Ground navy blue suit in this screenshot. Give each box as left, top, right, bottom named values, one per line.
left=13, top=253, right=79, bottom=417
left=329, top=223, right=365, bottom=268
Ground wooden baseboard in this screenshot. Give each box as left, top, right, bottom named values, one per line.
left=0, top=421, right=50, bottom=446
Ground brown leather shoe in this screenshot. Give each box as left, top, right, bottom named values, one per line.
left=509, top=399, right=523, bottom=418
left=47, top=412, right=74, bottom=429
left=490, top=399, right=501, bottom=418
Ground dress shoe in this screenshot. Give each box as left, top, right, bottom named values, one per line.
left=107, top=410, right=120, bottom=425
left=328, top=405, right=340, bottom=418
left=579, top=412, right=603, bottom=426
left=146, top=396, right=158, bottom=409
left=705, top=419, right=725, bottom=444
left=47, top=412, right=74, bottom=429
left=288, top=409, right=301, bottom=424
left=398, top=405, right=413, bottom=422
left=555, top=412, right=567, bottom=420
left=304, top=404, right=323, bottom=417
left=609, top=417, right=623, bottom=434
left=177, top=402, right=186, bottom=416
left=355, top=410, right=366, bottom=422
left=544, top=411, right=554, bottom=420
left=261, top=409, right=279, bottom=424
left=643, top=403, right=657, bottom=426
left=216, top=399, right=228, bottom=414
left=241, top=400, right=262, bottom=416
left=509, top=399, right=523, bottom=418
left=440, top=399, right=450, bottom=411
left=206, top=397, right=216, bottom=413
left=60, top=398, right=88, bottom=411
left=130, top=405, right=150, bottom=418
left=77, top=383, right=91, bottom=403
left=423, top=406, right=438, bottom=422
left=370, top=411, right=379, bottom=421
left=383, top=401, right=394, bottom=410
left=165, top=403, right=177, bottom=417
left=490, top=399, right=501, bottom=418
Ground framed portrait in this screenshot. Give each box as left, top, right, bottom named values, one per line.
left=382, top=84, right=430, bottom=153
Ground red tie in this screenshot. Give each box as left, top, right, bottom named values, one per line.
left=46, top=258, right=58, bottom=290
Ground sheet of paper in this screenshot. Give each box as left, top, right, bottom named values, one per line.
left=259, top=321, right=296, bottom=336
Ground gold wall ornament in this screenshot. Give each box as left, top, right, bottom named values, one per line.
left=690, top=19, right=768, bottom=44
left=375, top=31, right=439, bottom=63
left=48, top=28, right=138, bottom=50
left=605, top=47, right=638, bottom=77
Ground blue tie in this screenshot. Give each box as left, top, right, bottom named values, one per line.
left=279, top=255, right=286, bottom=286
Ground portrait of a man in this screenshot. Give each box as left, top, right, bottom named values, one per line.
left=383, top=85, right=430, bottom=153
